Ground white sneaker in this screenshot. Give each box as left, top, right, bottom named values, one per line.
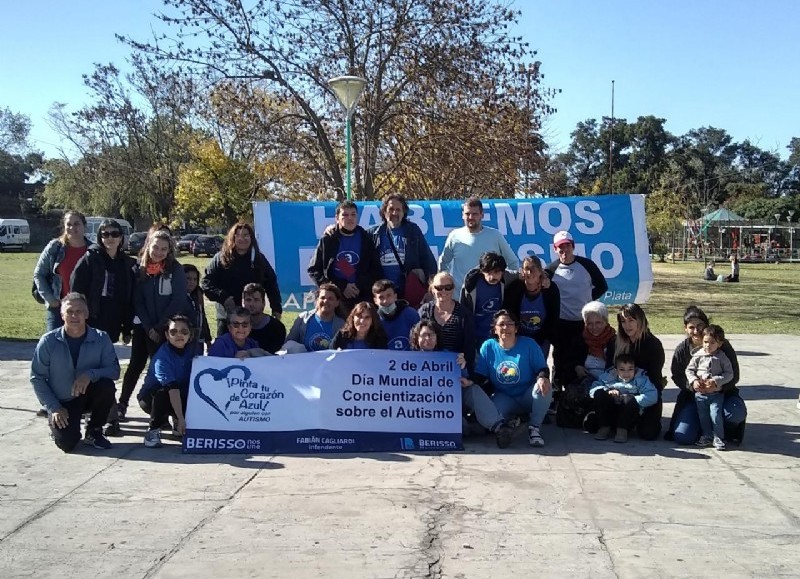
left=528, top=426, right=545, bottom=447
left=796, top=395, right=800, bottom=410
left=144, top=429, right=162, bottom=448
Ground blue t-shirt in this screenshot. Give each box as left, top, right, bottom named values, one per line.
left=139, top=343, right=193, bottom=399
left=304, top=314, right=335, bottom=351
left=208, top=333, right=259, bottom=358
left=381, top=305, right=420, bottom=351
left=475, top=336, right=547, bottom=397
left=378, top=225, right=406, bottom=288
left=333, top=234, right=362, bottom=283
left=518, top=293, right=547, bottom=340
left=473, top=279, right=503, bottom=343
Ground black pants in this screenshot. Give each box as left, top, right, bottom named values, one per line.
left=636, top=399, right=663, bottom=440
left=141, top=388, right=188, bottom=429
left=552, top=319, right=584, bottom=386
left=119, top=326, right=160, bottom=407
left=594, top=390, right=641, bottom=430
left=50, top=378, right=116, bottom=453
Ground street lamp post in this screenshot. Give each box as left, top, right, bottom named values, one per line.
left=774, top=212, right=781, bottom=261
left=789, top=210, right=797, bottom=262
left=328, top=76, right=368, bottom=200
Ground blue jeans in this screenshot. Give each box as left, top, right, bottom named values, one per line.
left=491, top=383, right=553, bottom=428
left=45, top=306, right=63, bottom=332
left=673, top=394, right=747, bottom=445
left=695, top=391, right=724, bottom=439
left=463, top=384, right=503, bottom=431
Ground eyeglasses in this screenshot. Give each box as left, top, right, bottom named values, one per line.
left=168, top=328, right=190, bottom=336
left=433, top=284, right=455, bottom=291
left=100, top=230, right=122, bottom=238
left=229, top=321, right=251, bottom=328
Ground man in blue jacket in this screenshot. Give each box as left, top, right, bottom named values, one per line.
left=30, top=292, right=120, bottom=452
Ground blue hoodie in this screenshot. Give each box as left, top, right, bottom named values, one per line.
left=590, top=368, right=658, bottom=411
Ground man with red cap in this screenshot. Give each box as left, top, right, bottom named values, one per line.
left=546, top=230, right=608, bottom=387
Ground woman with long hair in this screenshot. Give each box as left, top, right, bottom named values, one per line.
left=202, top=222, right=282, bottom=336
left=116, top=230, right=188, bottom=420
left=331, top=301, right=388, bottom=350
left=70, top=219, right=136, bottom=343
left=33, top=211, right=91, bottom=332
left=609, top=303, right=665, bottom=440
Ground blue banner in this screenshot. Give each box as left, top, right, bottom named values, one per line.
left=253, top=195, right=652, bottom=312
left=183, top=350, right=464, bottom=454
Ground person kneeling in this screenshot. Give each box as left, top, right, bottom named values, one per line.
left=31, top=292, right=120, bottom=452
left=138, top=315, right=194, bottom=448
left=590, top=354, right=657, bottom=443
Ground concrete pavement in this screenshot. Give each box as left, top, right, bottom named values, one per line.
left=0, top=335, right=798, bottom=578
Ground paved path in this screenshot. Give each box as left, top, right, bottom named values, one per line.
left=0, top=336, right=798, bottom=578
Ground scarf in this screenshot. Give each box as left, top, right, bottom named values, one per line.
left=583, top=324, right=615, bottom=358
left=145, top=261, right=165, bottom=276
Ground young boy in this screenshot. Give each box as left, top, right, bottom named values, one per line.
left=590, top=353, right=658, bottom=443
left=460, top=252, right=516, bottom=346
left=372, top=279, right=420, bottom=350
left=242, top=283, right=286, bottom=354
left=685, top=324, right=734, bottom=450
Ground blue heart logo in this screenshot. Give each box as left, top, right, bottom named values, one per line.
left=193, top=365, right=252, bottom=421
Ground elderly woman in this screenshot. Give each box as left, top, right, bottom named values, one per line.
left=555, top=301, right=616, bottom=430
left=665, top=305, right=747, bottom=444
left=418, top=271, right=476, bottom=371
left=471, top=309, right=552, bottom=448
left=608, top=303, right=666, bottom=440
left=202, top=222, right=282, bottom=336
left=502, top=255, right=560, bottom=358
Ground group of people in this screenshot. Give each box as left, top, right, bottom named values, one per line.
left=30, top=196, right=748, bottom=454
left=703, top=254, right=740, bottom=282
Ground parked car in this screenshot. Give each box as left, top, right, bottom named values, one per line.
left=192, top=235, right=223, bottom=257
left=128, top=231, right=148, bottom=256
left=177, top=233, right=201, bottom=254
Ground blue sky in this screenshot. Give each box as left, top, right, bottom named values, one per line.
left=2, top=0, right=798, bottom=159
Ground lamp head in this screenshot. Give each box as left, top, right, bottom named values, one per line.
left=328, top=76, right=368, bottom=113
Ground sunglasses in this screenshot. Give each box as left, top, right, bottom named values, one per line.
left=100, top=230, right=122, bottom=238
left=229, top=321, right=251, bottom=328
left=433, top=284, right=455, bottom=291
left=168, top=328, right=190, bottom=336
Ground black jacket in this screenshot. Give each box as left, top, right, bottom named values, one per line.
left=308, top=226, right=381, bottom=305
left=70, top=244, right=136, bottom=341
left=502, top=278, right=561, bottom=346
left=202, top=249, right=282, bottom=315
left=607, top=332, right=666, bottom=390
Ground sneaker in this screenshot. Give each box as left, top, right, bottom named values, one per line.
left=528, top=426, right=545, bottom=447
left=104, top=420, right=122, bottom=437
left=144, top=429, right=162, bottom=448
left=796, top=395, right=800, bottom=411
left=84, top=428, right=113, bottom=450
left=713, top=436, right=726, bottom=450
left=117, top=403, right=128, bottom=421
left=36, top=407, right=49, bottom=418
left=695, top=435, right=713, bottom=448
left=613, top=427, right=628, bottom=443
left=495, top=424, right=514, bottom=449
left=594, top=426, right=611, bottom=440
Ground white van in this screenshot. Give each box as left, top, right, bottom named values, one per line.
left=0, top=218, right=31, bottom=251
left=85, top=217, right=133, bottom=249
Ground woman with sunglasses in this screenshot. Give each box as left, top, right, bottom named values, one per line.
left=70, top=219, right=136, bottom=344
left=418, top=272, right=476, bottom=372
left=139, top=315, right=195, bottom=448
left=208, top=307, right=269, bottom=359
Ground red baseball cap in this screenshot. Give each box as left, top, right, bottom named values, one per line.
left=553, top=230, right=574, bottom=248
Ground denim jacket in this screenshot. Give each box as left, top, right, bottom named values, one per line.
left=33, top=237, right=92, bottom=305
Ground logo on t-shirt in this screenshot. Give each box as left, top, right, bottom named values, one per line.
left=496, top=360, right=521, bottom=384
left=335, top=251, right=360, bottom=280
left=388, top=336, right=410, bottom=350
left=309, top=333, right=332, bottom=351
left=481, top=297, right=500, bottom=312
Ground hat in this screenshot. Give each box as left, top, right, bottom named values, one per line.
left=553, top=230, right=574, bottom=248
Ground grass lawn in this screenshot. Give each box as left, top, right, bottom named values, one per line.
left=2, top=252, right=798, bottom=341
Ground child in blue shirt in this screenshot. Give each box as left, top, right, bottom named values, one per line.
left=590, top=353, right=658, bottom=443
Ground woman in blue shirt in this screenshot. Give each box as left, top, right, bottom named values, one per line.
left=331, top=301, right=388, bottom=350
left=469, top=309, right=552, bottom=448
